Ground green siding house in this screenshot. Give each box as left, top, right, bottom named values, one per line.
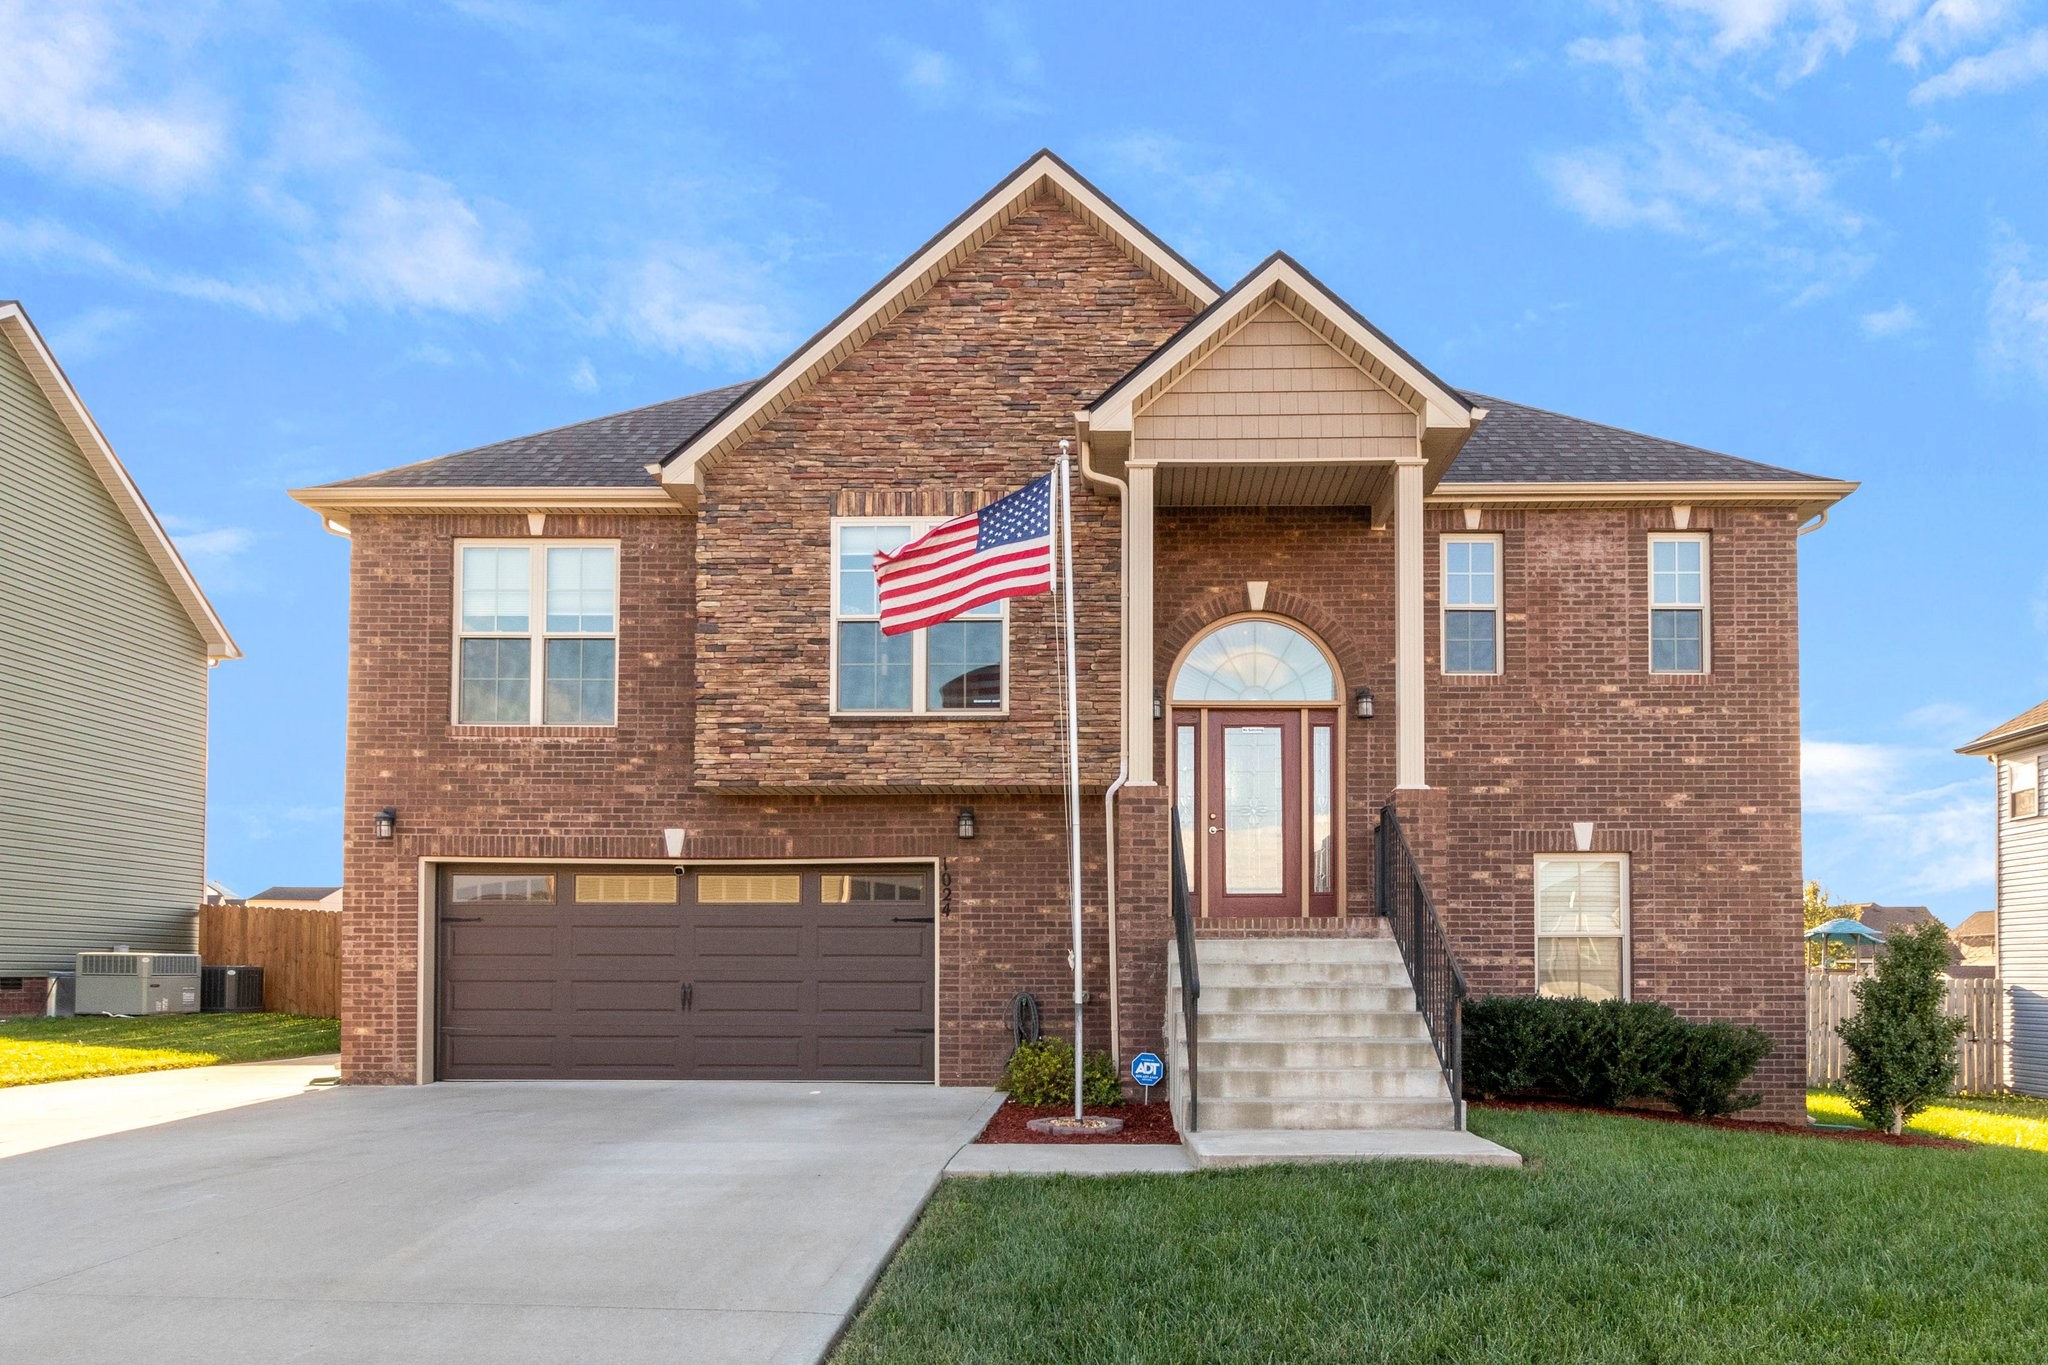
left=0, top=302, right=238, bottom=1014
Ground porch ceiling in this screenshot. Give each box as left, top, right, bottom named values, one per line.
left=1156, top=461, right=1389, bottom=509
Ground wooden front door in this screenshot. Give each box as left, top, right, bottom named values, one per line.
left=1203, top=710, right=1301, bottom=917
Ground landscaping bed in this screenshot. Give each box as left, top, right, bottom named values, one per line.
left=1483, top=1098, right=1968, bottom=1148
left=0, top=1013, right=340, bottom=1087
left=977, top=1099, right=1179, bottom=1144
left=837, top=1105, right=2048, bottom=1363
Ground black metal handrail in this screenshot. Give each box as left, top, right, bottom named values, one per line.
left=1169, top=811, right=1200, bottom=1133
left=1376, top=805, right=1469, bottom=1129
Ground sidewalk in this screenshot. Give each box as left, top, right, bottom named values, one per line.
left=0, top=1054, right=339, bottom=1159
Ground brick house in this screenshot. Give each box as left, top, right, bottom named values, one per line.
left=292, top=151, right=1852, bottom=1123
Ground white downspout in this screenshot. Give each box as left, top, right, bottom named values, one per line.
left=1080, top=435, right=1129, bottom=1063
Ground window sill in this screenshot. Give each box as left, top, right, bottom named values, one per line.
left=447, top=724, right=619, bottom=739
left=828, top=710, right=1011, bottom=722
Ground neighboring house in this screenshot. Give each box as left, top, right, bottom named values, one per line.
left=1960, top=702, right=2048, bottom=1095
left=1953, top=910, right=1998, bottom=970
left=0, top=302, right=239, bottom=1018
left=203, top=880, right=242, bottom=906
left=243, top=885, right=344, bottom=913
left=291, top=151, right=1854, bottom=1123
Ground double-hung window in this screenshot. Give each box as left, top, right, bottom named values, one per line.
left=832, top=520, right=1005, bottom=714
left=2010, top=753, right=2040, bottom=819
left=455, top=542, right=618, bottom=725
left=1534, top=855, right=1629, bottom=1001
left=1441, top=534, right=1502, bottom=675
left=1648, top=533, right=1709, bottom=673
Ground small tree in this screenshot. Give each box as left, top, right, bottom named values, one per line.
left=1837, top=923, right=1967, bottom=1134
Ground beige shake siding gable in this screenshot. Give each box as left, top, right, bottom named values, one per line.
left=0, top=304, right=235, bottom=976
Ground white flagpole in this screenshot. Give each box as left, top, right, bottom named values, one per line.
left=1056, top=440, right=1086, bottom=1122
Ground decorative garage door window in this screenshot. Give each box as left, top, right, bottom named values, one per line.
left=575, top=875, right=677, bottom=904
left=820, top=873, right=925, bottom=903
left=450, top=873, right=555, bottom=903
left=697, top=873, right=802, bottom=903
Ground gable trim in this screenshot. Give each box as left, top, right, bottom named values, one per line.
left=0, top=303, right=239, bottom=661
left=657, top=149, right=1221, bottom=493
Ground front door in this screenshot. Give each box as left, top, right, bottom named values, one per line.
left=1204, top=710, right=1301, bottom=917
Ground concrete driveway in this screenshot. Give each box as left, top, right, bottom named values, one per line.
left=0, top=1081, right=998, bottom=1365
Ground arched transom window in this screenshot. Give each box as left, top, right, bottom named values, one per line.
left=1171, top=620, right=1336, bottom=703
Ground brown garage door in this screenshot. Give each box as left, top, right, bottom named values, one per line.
left=437, top=865, right=934, bottom=1081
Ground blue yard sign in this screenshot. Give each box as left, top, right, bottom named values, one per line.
left=1131, top=1052, right=1165, bottom=1088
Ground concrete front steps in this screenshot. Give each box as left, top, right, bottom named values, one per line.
left=1166, top=934, right=1521, bottom=1169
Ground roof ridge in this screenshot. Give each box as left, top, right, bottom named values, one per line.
left=1458, top=391, right=1820, bottom=480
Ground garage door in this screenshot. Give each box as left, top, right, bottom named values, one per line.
left=437, top=865, right=934, bottom=1081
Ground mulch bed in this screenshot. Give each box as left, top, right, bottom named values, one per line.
left=1477, top=1099, right=1970, bottom=1149
left=978, top=1099, right=1181, bottom=1144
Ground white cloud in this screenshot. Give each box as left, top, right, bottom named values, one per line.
left=1541, top=99, right=1863, bottom=244
left=1895, top=0, right=2020, bottom=67
left=1986, top=226, right=2048, bottom=384
left=0, top=0, right=227, bottom=198
left=601, top=245, right=791, bottom=365
left=332, top=174, right=531, bottom=317
left=1803, top=738, right=1995, bottom=899
left=569, top=358, right=599, bottom=393
left=883, top=40, right=962, bottom=105
left=1910, top=25, right=2048, bottom=100
left=1859, top=301, right=1920, bottom=335
left=43, top=305, right=139, bottom=359
left=173, top=526, right=258, bottom=559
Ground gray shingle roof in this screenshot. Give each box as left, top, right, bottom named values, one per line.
left=312, top=382, right=1827, bottom=493
left=247, top=885, right=341, bottom=902
left=1444, top=393, right=1825, bottom=484
left=318, top=382, right=757, bottom=490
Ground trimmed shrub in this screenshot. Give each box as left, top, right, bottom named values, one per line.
left=1839, top=923, right=1969, bottom=1134
left=1001, top=1037, right=1123, bottom=1107
left=1664, top=1021, right=1772, bottom=1118
left=1543, top=998, right=1684, bottom=1108
left=1461, top=994, right=1771, bottom=1117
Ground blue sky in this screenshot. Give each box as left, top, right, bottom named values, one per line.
left=4, top=1, right=2046, bottom=922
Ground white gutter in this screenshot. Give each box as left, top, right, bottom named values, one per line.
left=1079, top=433, right=1128, bottom=1063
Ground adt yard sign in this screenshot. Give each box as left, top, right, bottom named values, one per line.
left=1131, top=1051, right=1165, bottom=1089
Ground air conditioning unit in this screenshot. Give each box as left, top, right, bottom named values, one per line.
left=201, top=965, right=264, bottom=1013
left=75, top=952, right=202, bottom=1016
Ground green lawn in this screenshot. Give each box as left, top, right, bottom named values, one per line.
left=836, top=1107, right=2048, bottom=1363
left=1807, top=1089, right=2048, bottom=1153
left=0, top=1013, right=339, bottom=1088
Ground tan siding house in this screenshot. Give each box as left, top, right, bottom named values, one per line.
left=0, top=303, right=238, bottom=1003
left=1960, top=703, right=2048, bottom=1095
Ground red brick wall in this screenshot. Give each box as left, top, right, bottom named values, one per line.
left=0, top=977, right=48, bottom=1018
left=338, top=194, right=1188, bottom=1085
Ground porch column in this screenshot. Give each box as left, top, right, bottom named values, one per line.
left=1126, top=462, right=1157, bottom=785
left=1394, top=460, right=1427, bottom=789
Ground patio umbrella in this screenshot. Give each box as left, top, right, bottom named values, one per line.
left=1805, top=918, right=1884, bottom=945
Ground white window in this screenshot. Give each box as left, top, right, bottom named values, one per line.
left=2010, top=754, right=2040, bottom=820
left=1534, top=855, right=1629, bottom=1001
left=1441, top=534, right=1502, bottom=675
left=832, top=520, right=1005, bottom=714
left=1648, top=533, right=1710, bottom=674
left=454, top=542, right=618, bottom=725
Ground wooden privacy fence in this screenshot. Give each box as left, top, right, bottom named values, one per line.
left=1807, top=974, right=2007, bottom=1092
left=198, top=903, right=340, bottom=1017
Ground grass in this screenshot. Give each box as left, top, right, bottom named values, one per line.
left=0, top=1013, right=339, bottom=1088
left=836, top=1106, right=2048, bottom=1363
left=1808, top=1088, right=2048, bottom=1152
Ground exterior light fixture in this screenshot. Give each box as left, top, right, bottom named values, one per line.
left=1153, top=690, right=1164, bottom=720
left=1354, top=687, right=1374, bottom=720
left=373, top=806, right=398, bottom=840
left=956, top=807, right=977, bottom=840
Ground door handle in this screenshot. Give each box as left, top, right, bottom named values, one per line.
left=1207, top=825, right=1220, bottom=836
left=680, top=983, right=694, bottom=1011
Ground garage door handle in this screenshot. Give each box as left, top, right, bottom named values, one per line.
left=440, top=916, right=483, bottom=924
left=891, top=916, right=935, bottom=924
left=680, top=983, right=693, bottom=1011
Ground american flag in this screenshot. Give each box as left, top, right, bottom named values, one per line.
left=875, top=474, right=1056, bottom=635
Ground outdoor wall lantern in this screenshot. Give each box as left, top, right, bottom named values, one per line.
left=956, top=807, right=978, bottom=840
left=1354, top=687, right=1375, bottom=720
left=374, top=806, right=398, bottom=841
left=1153, top=689, right=1164, bottom=720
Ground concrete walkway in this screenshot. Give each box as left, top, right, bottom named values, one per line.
left=0, top=1053, right=341, bottom=1159
left=0, top=1081, right=998, bottom=1365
